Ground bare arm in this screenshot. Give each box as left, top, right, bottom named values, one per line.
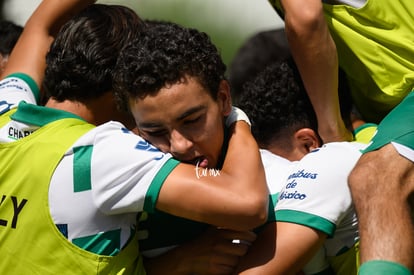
left=144, top=227, right=256, bottom=275
left=157, top=121, right=269, bottom=231
left=349, top=145, right=414, bottom=271
left=236, top=222, right=326, bottom=274
left=280, top=0, right=351, bottom=142
left=1, top=0, right=95, bottom=87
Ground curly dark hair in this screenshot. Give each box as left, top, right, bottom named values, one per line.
left=237, top=58, right=318, bottom=149
left=43, top=4, right=144, bottom=102
left=0, top=20, right=23, bottom=56
left=113, top=21, right=227, bottom=112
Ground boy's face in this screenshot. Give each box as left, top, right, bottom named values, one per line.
left=130, top=76, right=232, bottom=168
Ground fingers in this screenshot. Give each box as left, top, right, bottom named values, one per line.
left=208, top=254, right=240, bottom=275
left=209, top=227, right=257, bottom=257
left=213, top=227, right=257, bottom=243
left=232, top=239, right=252, bottom=246
left=181, top=227, right=257, bottom=275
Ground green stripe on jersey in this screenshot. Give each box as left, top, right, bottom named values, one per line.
left=363, top=91, right=414, bottom=153
left=267, top=193, right=279, bottom=222
left=72, top=228, right=121, bottom=256
left=144, top=158, right=180, bottom=212
left=73, top=145, right=93, bottom=192
left=276, top=209, right=336, bottom=237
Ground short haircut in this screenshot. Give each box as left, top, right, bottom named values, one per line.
left=237, top=58, right=318, bottom=148
left=114, top=21, right=226, bottom=111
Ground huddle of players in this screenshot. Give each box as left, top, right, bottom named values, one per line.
left=1, top=0, right=413, bottom=274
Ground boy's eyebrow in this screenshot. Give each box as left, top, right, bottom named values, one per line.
left=139, top=105, right=206, bottom=128
left=177, top=105, right=205, bottom=121
left=138, top=122, right=162, bottom=128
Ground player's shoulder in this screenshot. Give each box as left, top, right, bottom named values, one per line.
left=0, top=73, right=40, bottom=106
left=75, top=121, right=143, bottom=148
left=301, top=141, right=365, bottom=166
left=260, top=149, right=292, bottom=166
left=313, top=141, right=365, bottom=153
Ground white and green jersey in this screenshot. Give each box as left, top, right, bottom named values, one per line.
left=260, top=149, right=296, bottom=221
left=363, top=91, right=414, bottom=162
left=262, top=149, right=334, bottom=275
left=0, top=74, right=179, bottom=256
left=275, top=142, right=366, bottom=274
left=138, top=149, right=295, bottom=258
left=260, top=149, right=295, bottom=195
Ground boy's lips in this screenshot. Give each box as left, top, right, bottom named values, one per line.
left=191, top=156, right=209, bottom=168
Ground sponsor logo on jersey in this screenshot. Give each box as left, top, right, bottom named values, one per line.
left=278, top=169, right=318, bottom=201
left=287, top=169, right=318, bottom=180
left=0, top=78, right=28, bottom=91
left=136, top=140, right=164, bottom=160
left=136, top=140, right=160, bottom=152
left=0, top=195, right=28, bottom=229
left=278, top=190, right=307, bottom=200
left=8, top=126, right=34, bottom=140
left=279, top=178, right=307, bottom=201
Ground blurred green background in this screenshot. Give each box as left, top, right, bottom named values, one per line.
left=0, top=0, right=284, bottom=71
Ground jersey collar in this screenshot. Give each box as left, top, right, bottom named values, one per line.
left=11, top=101, right=86, bottom=127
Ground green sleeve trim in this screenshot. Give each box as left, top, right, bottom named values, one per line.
left=266, top=193, right=278, bottom=223
left=359, top=260, right=412, bottom=275
left=7, top=72, right=41, bottom=104
left=73, top=145, right=93, bottom=192
left=143, top=158, right=180, bottom=212
left=254, top=193, right=279, bottom=234
left=276, top=209, right=336, bottom=237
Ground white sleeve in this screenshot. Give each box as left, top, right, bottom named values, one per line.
left=225, top=106, right=251, bottom=127
left=275, top=142, right=364, bottom=235
left=87, top=122, right=178, bottom=214
left=0, top=76, right=38, bottom=109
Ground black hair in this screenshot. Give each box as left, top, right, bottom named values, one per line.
left=114, top=21, right=226, bottom=111
left=44, top=4, right=144, bottom=102
left=0, top=20, right=23, bottom=56
left=238, top=58, right=318, bottom=149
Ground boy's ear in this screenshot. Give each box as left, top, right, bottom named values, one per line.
left=217, top=80, right=232, bottom=116
left=294, top=128, right=322, bottom=154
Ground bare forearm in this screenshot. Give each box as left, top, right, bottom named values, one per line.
left=222, top=121, right=268, bottom=207
left=281, top=0, right=350, bottom=142
left=144, top=227, right=256, bottom=275
left=236, top=222, right=326, bottom=274
left=1, top=0, right=96, bottom=85
left=217, top=121, right=268, bottom=228
left=349, top=145, right=414, bottom=271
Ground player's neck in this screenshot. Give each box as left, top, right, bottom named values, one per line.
left=45, top=97, right=102, bottom=126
